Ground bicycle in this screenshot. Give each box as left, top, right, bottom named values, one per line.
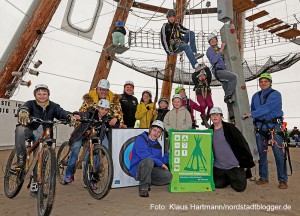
left=56, top=117, right=113, bottom=200
left=4, top=117, right=67, bottom=216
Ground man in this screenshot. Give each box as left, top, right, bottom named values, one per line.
left=243, top=73, right=288, bottom=189
left=210, top=107, right=255, bottom=192
left=80, top=79, right=124, bottom=127
left=130, top=120, right=172, bottom=197
left=161, top=9, right=205, bottom=72
left=206, top=33, right=237, bottom=104
left=289, top=126, right=300, bottom=148
left=175, top=86, right=202, bottom=128
left=120, top=80, right=138, bottom=128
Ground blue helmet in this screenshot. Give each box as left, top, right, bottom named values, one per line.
left=116, top=20, right=124, bottom=27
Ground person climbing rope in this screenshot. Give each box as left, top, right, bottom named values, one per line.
left=192, top=67, right=214, bottom=128
left=206, top=33, right=237, bottom=104
left=161, top=9, right=205, bottom=72
left=112, top=20, right=126, bottom=46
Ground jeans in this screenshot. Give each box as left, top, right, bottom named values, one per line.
left=15, top=125, right=33, bottom=157
left=197, top=93, right=213, bottom=116
left=65, top=134, right=109, bottom=179
left=213, top=69, right=237, bottom=97
left=175, top=31, right=198, bottom=69
left=255, top=124, right=287, bottom=182
left=292, top=136, right=299, bottom=147
left=136, top=158, right=172, bottom=190
left=112, top=32, right=125, bottom=46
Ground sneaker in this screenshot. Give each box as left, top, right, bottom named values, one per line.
left=90, top=181, right=98, bottom=190
left=278, top=181, right=288, bottom=189
left=195, top=64, right=206, bottom=72
left=224, top=95, right=235, bottom=104
left=139, top=190, right=149, bottom=197
left=64, top=175, right=73, bottom=184
left=15, top=155, right=25, bottom=170
left=255, top=178, right=269, bottom=185
left=194, top=53, right=204, bottom=59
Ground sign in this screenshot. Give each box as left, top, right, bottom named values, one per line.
left=169, top=129, right=215, bottom=192
left=110, top=128, right=164, bottom=188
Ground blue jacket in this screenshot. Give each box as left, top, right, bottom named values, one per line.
left=251, top=87, right=284, bottom=129
left=206, top=46, right=226, bottom=72
left=129, top=131, right=169, bottom=179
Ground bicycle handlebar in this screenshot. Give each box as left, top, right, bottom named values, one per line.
left=30, top=117, right=68, bottom=125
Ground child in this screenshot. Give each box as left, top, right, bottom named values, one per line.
left=156, top=97, right=169, bottom=122
left=163, top=94, right=192, bottom=132
left=112, top=20, right=126, bottom=46
left=192, top=67, right=214, bottom=128
left=135, top=90, right=157, bottom=128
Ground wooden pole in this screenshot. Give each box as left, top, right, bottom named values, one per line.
left=161, top=0, right=187, bottom=101
left=0, top=0, right=62, bottom=98
left=90, top=0, right=134, bottom=89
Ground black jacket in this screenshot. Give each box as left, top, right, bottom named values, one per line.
left=120, top=92, right=138, bottom=127
left=289, top=129, right=300, bottom=137
left=210, top=121, right=255, bottom=178
left=113, top=26, right=126, bottom=35
left=69, top=108, right=118, bottom=145
left=156, top=108, right=169, bottom=122
left=20, top=100, right=70, bottom=130
left=161, top=22, right=189, bottom=55
left=192, top=67, right=212, bottom=95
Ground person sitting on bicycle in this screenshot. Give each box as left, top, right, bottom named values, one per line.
left=130, top=120, right=172, bottom=197
left=15, top=84, right=74, bottom=195
left=64, top=99, right=119, bottom=184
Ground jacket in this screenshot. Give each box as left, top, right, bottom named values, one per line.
left=289, top=129, right=300, bottom=138
left=69, top=108, right=118, bottom=145
left=250, top=87, right=283, bottom=129
left=182, top=98, right=201, bottom=121
left=161, top=22, right=189, bottom=55
left=163, top=106, right=192, bottom=132
left=120, top=92, right=138, bottom=127
left=156, top=108, right=169, bottom=122
left=210, top=121, right=255, bottom=177
left=192, top=66, right=212, bottom=95
left=135, top=102, right=157, bottom=128
left=129, top=131, right=169, bottom=179
left=206, top=46, right=226, bottom=73
left=113, top=26, right=126, bottom=35
left=20, top=100, right=70, bottom=130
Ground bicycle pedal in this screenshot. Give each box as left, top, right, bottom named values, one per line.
left=30, top=182, right=39, bottom=192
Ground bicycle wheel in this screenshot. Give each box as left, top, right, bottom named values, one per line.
left=84, top=145, right=113, bottom=200
left=56, top=141, right=71, bottom=185
left=37, top=147, right=56, bottom=216
left=4, top=148, right=25, bottom=198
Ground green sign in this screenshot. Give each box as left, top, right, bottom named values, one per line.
left=169, top=129, right=215, bottom=192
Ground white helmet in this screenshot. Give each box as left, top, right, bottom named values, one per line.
left=97, top=99, right=110, bottom=109
left=207, top=33, right=217, bottom=43
left=151, top=120, right=164, bottom=130
left=34, top=84, right=50, bottom=94
left=209, top=107, right=223, bottom=116
left=124, top=80, right=134, bottom=87
left=172, top=94, right=182, bottom=101
left=98, top=79, right=110, bottom=89
left=142, top=90, right=152, bottom=97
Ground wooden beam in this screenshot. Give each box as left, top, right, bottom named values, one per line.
left=268, top=24, right=291, bottom=34
left=161, top=0, right=187, bottom=102
left=233, top=0, right=257, bottom=13
left=245, top=10, right=269, bottom=22
left=90, top=0, right=134, bottom=89
left=257, top=18, right=281, bottom=29
left=277, top=29, right=300, bottom=39
left=0, top=0, right=62, bottom=98
left=261, top=20, right=283, bottom=30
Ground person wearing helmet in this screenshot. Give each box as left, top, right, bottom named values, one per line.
left=206, top=33, right=237, bottom=104
left=209, top=107, right=255, bottom=192
left=80, top=79, right=124, bottom=127
left=163, top=94, right=192, bottom=132
left=14, top=84, right=74, bottom=195
left=243, top=73, right=288, bottom=189
left=120, top=81, right=138, bottom=127
left=192, top=66, right=214, bottom=128
left=156, top=97, right=170, bottom=122
left=174, top=86, right=202, bottom=129
left=130, top=120, right=172, bottom=197
left=135, top=90, right=157, bottom=128
left=112, top=20, right=126, bottom=46
left=64, top=99, right=120, bottom=184
left=161, top=9, right=205, bottom=73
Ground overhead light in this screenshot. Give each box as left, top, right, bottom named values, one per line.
left=5, top=83, right=16, bottom=91
left=33, top=60, right=42, bottom=69
left=20, top=80, right=31, bottom=87
left=28, top=69, right=39, bottom=76
left=12, top=71, right=24, bottom=77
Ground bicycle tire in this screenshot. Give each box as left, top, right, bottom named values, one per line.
left=3, top=148, right=25, bottom=198
left=84, top=145, right=113, bottom=200
left=37, top=147, right=56, bottom=216
left=56, top=141, right=71, bottom=185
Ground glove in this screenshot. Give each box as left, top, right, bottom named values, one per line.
left=169, top=52, right=174, bottom=56
left=146, top=106, right=150, bottom=110
left=18, top=109, right=30, bottom=126
left=67, top=114, right=77, bottom=127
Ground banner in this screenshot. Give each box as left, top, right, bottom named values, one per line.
left=169, top=129, right=215, bottom=192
